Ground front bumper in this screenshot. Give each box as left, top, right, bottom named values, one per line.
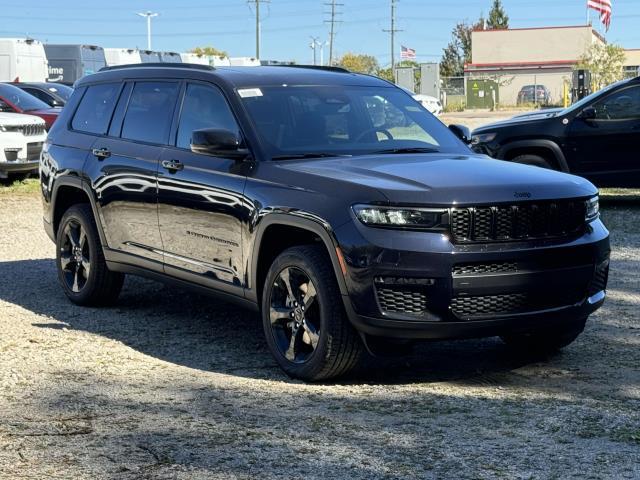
left=0, top=159, right=39, bottom=174
left=335, top=218, right=610, bottom=340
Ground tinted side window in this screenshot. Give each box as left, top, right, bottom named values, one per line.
left=176, top=83, right=240, bottom=149
left=71, top=83, right=121, bottom=134
left=121, top=82, right=179, bottom=144
left=23, top=88, right=52, bottom=106
left=593, top=85, right=640, bottom=120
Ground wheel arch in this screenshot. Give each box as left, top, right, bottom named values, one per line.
left=498, top=139, right=570, bottom=172
left=248, top=214, right=349, bottom=305
left=51, top=177, right=107, bottom=247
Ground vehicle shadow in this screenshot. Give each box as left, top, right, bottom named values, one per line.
left=0, top=258, right=585, bottom=385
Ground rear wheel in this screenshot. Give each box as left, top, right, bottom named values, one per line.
left=511, top=154, right=553, bottom=170
left=56, top=204, right=124, bottom=306
left=500, top=317, right=587, bottom=353
left=262, top=245, right=364, bottom=381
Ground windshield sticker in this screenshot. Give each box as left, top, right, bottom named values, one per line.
left=238, top=88, right=263, bottom=98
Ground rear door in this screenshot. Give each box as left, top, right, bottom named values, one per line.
left=157, top=81, right=249, bottom=294
left=567, top=84, right=640, bottom=186
left=85, top=80, right=180, bottom=270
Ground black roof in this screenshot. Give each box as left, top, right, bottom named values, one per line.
left=79, top=65, right=391, bottom=89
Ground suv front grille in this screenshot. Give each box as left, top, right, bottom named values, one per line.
left=451, top=293, right=529, bottom=317
left=452, top=262, right=518, bottom=275
left=376, top=286, right=427, bottom=315
left=4, top=124, right=46, bottom=136
left=450, top=200, right=586, bottom=243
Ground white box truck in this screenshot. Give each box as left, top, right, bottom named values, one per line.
left=0, top=38, right=48, bottom=82
left=104, top=48, right=142, bottom=67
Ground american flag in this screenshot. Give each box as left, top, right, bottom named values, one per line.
left=587, top=0, right=612, bottom=31
left=400, top=46, right=416, bottom=59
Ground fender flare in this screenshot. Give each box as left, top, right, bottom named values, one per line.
left=51, top=176, right=108, bottom=247
left=246, top=212, right=349, bottom=304
left=497, top=139, right=570, bottom=172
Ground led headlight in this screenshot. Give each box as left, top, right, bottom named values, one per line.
left=585, top=195, right=599, bottom=222
left=471, top=132, right=497, bottom=144
left=353, top=205, right=447, bottom=230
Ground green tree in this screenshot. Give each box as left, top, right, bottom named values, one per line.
left=576, top=42, right=627, bottom=90
left=337, top=53, right=379, bottom=75
left=487, top=0, right=509, bottom=29
left=189, top=46, right=227, bottom=57
left=439, top=18, right=483, bottom=77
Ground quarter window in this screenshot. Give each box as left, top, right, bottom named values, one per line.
left=71, top=83, right=121, bottom=134
left=176, top=83, right=240, bottom=149
left=121, top=81, right=179, bottom=144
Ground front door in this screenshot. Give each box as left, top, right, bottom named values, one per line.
left=566, top=84, right=640, bottom=186
left=157, top=82, right=250, bottom=294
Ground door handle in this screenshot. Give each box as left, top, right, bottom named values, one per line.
left=92, top=147, right=111, bottom=160
left=161, top=159, right=184, bottom=172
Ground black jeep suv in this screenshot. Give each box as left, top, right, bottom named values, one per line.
left=40, top=64, right=610, bottom=381
left=472, top=76, right=640, bottom=187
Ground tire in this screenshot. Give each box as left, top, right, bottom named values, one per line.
left=511, top=154, right=554, bottom=170
left=500, top=317, right=587, bottom=353
left=55, top=204, right=124, bottom=306
left=261, top=244, right=364, bottom=381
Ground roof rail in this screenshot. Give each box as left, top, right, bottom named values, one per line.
left=268, top=64, right=350, bottom=73
left=99, top=63, right=214, bottom=72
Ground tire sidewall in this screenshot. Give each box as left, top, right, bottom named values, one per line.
left=261, top=250, right=332, bottom=379
left=55, top=205, right=99, bottom=304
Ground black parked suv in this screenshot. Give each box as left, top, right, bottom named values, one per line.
left=40, top=64, right=610, bottom=380
left=472, top=76, right=640, bottom=187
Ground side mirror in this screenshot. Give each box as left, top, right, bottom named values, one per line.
left=190, top=128, right=248, bottom=159
left=578, top=106, right=597, bottom=120
left=448, top=124, right=472, bottom=144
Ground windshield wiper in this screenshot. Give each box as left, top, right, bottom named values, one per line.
left=271, top=153, right=352, bottom=161
left=371, top=147, right=440, bottom=155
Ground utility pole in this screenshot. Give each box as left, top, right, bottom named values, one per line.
left=383, top=0, right=402, bottom=76
left=310, top=37, right=320, bottom=65
left=249, top=0, right=269, bottom=59
left=324, top=0, right=343, bottom=65
left=137, top=11, right=158, bottom=50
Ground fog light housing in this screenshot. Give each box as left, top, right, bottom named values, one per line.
left=4, top=148, right=21, bottom=162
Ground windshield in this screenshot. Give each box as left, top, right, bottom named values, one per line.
left=47, top=83, right=73, bottom=101
left=562, top=78, right=630, bottom=114
left=239, top=85, right=467, bottom=159
left=0, top=84, right=49, bottom=111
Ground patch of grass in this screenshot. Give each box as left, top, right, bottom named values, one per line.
left=0, top=178, right=40, bottom=196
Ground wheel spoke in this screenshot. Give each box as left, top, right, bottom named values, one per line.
left=270, top=306, right=292, bottom=325
left=60, top=252, right=73, bottom=271
left=285, top=326, right=302, bottom=361
left=67, top=224, right=80, bottom=248
left=302, top=321, right=320, bottom=349
left=80, top=256, right=91, bottom=279
left=279, top=268, right=296, bottom=303
left=72, top=270, right=80, bottom=292
left=300, top=280, right=317, bottom=310
left=79, top=228, right=87, bottom=249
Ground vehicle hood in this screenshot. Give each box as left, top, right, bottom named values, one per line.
left=0, top=112, right=46, bottom=125
left=473, top=109, right=562, bottom=133
left=275, top=154, right=596, bottom=205
left=512, top=107, right=564, bottom=119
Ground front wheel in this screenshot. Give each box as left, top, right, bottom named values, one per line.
left=500, top=317, right=587, bottom=353
left=261, top=245, right=364, bottom=381
left=56, top=204, right=124, bottom=306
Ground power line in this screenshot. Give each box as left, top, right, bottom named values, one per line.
left=382, top=0, right=402, bottom=72
left=324, top=0, right=343, bottom=66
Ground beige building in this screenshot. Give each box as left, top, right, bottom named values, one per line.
left=625, top=49, right=640, bottom=77
left=465, top=25, right=637, bottom=106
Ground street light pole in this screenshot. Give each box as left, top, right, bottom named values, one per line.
left=137, top=11, right=158, bottom=50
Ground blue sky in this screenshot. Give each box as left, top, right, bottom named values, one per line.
left=2, top=0, right=638, bottom=66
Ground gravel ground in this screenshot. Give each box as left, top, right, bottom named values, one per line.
left=1, top=191, right=639, bottom=479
